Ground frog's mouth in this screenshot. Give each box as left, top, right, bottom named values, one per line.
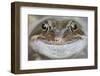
left=40, top=36, right=82, bottom=45
left=30, top=34, right=84, bottom=45
left=29, top=35, right=87, bottom=59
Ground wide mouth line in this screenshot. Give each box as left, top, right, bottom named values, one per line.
left=30, top=34, right=86, bottom=45
left=40, top=38, right=81, bottom=45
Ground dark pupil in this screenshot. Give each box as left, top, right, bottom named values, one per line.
left=69, top=24, right=77, bottom=32
left=73, top=24, right=77, bottom=30
left=42, top=24, right=47, bottom=29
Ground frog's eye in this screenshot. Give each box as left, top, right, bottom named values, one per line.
left=71, top=24, right=77, bottom=30
left=69, top=21, right=78, bottom=32
left=41, top=23, right=49, bottom=32
left=66, top=20, right=78, bottom=32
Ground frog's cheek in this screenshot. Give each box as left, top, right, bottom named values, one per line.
left=30, top=35, right=46, bottom=41
left=31, top=35, right=39, bottom=40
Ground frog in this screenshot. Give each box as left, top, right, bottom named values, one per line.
left=29, top=17, right=87, bottom=60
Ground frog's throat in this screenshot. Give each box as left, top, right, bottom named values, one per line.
left=30, top=36, right=87, bottom=59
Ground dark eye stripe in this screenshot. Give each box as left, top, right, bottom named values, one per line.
left=70, top=26, right=73, bottom=32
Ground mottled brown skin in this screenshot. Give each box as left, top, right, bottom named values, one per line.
left=30, top=19, right=85, bottom=45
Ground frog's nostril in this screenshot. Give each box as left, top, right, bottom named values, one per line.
left=55, top=37, right=59, bottom=41
left=55, top=37, right=62, bottom=42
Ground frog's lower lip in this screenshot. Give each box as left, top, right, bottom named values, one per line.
left=40, top=39, right=79, bottom=45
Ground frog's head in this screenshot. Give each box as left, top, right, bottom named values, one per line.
left=30, top=18, right=85, bottom=45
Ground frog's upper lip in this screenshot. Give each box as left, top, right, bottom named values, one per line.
left=40, top=39, right=79, bottom=45
left=30, top=34, right=87, bottom=45
left=39, top=36, right=86, bottom=45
